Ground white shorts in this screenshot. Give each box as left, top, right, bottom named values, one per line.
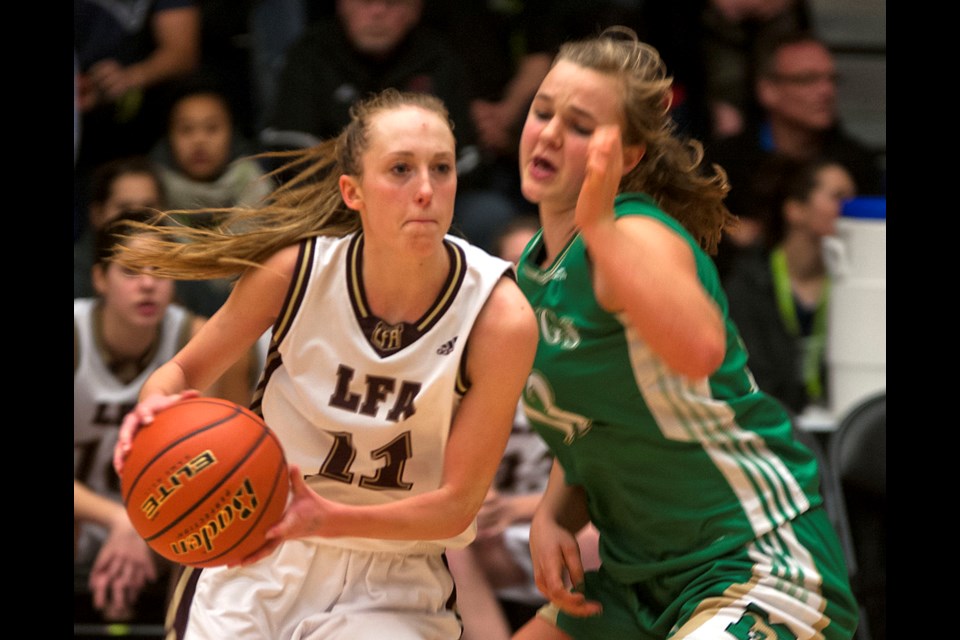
left=180, top=539, right=462, bottom=639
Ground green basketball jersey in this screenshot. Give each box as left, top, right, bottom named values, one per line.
left=516, top=193, right=822, bottom=585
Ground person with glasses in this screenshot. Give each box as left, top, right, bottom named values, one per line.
left=705, top=30, right=884, bottom=279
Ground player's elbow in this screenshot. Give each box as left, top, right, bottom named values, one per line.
left=430, top=502, right=479, bottom=540
left=668, top=333, right=726, bottom=379
left=441, top=488, right=488, bottom=538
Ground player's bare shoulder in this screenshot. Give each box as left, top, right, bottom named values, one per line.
left=472, top=275, right=538, bottom=366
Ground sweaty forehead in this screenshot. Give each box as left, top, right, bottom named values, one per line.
left=366, top=107, right=454, bottom=150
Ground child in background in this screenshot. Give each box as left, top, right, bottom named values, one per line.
left=150, top=77, right=274, bottom=316
left=151, top=77, right=273, bottom=219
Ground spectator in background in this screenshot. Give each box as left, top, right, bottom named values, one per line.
left=265, top=0, right=473, bottom=151
left=422, top=0, right=693, bottom=248
left=149, top=76, right=275, bottom=317
left=246, top=0, right=317, bottom=134
left=707, top=30, right=884, bottom=278
left=420, top=1, right=554, bottom=224
left=74, top=0, right=201, bottom=239
left=263, top=0, right=517, bottom=253
left=700, top=0, right=811, bottom=140
left=150, top=76, right=273, bottom=217
left=195, top=0, right=259, bottom=139
left=723, top=157, right=856, bottom=416
left=74, top=156, right=167, bottom=301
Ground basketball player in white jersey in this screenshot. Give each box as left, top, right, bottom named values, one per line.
left=111, top=89, right=538, bottom=639
left=74, top=209, right=250, bottom=623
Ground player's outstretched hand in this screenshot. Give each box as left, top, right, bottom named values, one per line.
left=113, top=390, right=201, bottom=474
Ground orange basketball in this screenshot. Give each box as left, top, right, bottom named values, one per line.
left=120, top=397, right=289, bottom=568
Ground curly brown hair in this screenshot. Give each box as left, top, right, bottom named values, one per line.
left=558, top=26, right=736, bottom=254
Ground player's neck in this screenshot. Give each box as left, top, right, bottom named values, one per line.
left=360, top=240, right=452, bottom=325
left=94, top=302, right=162, bottom=381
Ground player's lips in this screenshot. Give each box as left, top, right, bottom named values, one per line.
left=136, top=301, right=160, bottom=316
left=528, top=155, right=557, bottom=181
left=404, top=213, right=441, bottom=225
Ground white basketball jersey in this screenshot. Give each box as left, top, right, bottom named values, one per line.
left=253, top=232, right=512, bottom=553
left=73, top=298, right=191, bottom=564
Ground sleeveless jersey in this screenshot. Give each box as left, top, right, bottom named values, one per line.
left=516, top=193, right=822, bottom=584
left=74, top=297, right=192, bottom=564
left=252, top=232, right=512, bottom=554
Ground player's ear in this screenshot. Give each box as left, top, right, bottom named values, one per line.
left=92, top=264, right=108, bottom=296
left=339, top=175, right=362, bottom=211
left=621, top=143, right=645, bottom=176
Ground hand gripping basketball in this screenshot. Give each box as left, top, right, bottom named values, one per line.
left=114, top=390, right=201, bottom=475
left=116, top=396, right=290, bottom=568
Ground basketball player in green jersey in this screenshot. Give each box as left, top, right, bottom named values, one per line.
left=512, top=27, right=859, bottom=640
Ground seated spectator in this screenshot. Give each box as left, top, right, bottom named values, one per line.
left=263, top=0, right=520, bottom=252
left=424, top=0, right=688, bottom=248
left=723, top=156, right=857, bottom=415
left=150, top=76, right=273, bottom=217
left=74, top=209, right=253, bottom=627
left=149, top=76, right=275, bottom=315
left=447, top=216, right=601, bottom=639
left=707, top=30, right=884, bottom=278
left=74, top=156, right=167, bottom=301
left=74, top=0, right=201, bottom=239
left=246, top=0, right=311, bottom=134
left=700, top=0, right=811, bottom=140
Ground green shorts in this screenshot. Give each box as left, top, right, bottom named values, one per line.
left=539, top=507, right=858, bottom=639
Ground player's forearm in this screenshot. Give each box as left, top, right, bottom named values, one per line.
left=536, top=461, right=590, bottom=534
left=74, top=480, right=126, bottom=528
left=319, top=487, right=483, bottom=541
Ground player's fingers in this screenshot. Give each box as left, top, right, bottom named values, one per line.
left=140, top=553, right=158, bottom=582
left=560, top=542, right=585, bottom=591
left=286, top=464, right=315, bottom=507
left=114, top=411, right=142, bottom=473
left=114, top=391, right=201, bottom=473
left=533, top=552, right=568, bottom=602
left=90, top=572, right=110, bottom=610
left=112, top=565, right=133, bottom=611
left=555, top=592, right=603, bottom=618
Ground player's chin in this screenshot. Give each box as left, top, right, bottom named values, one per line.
left=402, top=220, right=449, bottom=245
left=519, top=176, right=547, bottom=205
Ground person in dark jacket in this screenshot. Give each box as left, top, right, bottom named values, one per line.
left=723, top=156, right=857, bottom=415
